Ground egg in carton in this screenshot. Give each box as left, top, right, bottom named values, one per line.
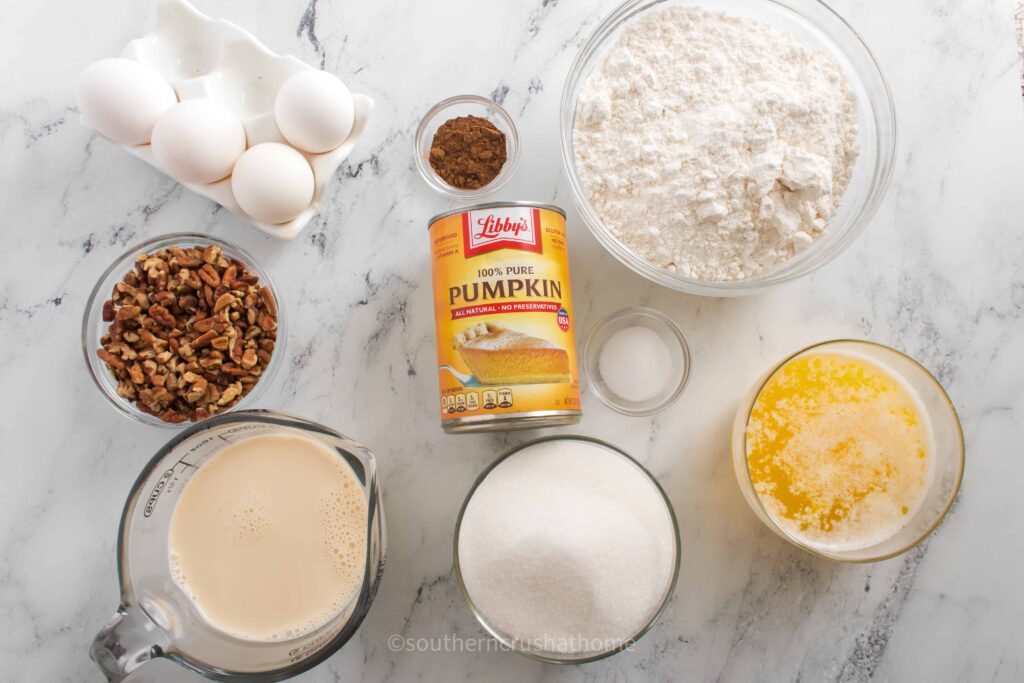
left=77, top=0, right=373, bottom=240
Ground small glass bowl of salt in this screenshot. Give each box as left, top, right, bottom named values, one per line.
left=584, top=307, right=690, bottom=416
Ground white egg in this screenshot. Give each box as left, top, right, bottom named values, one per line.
left=76, top=58, right=178, bottom=145
left=150, top=100, right=247, bottom=184
left=274, top=70, right=355, bottom=154
left=231, top=143, right=314, bottom=224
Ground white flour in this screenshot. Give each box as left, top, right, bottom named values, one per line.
left=574, top=7, right=860, bottom=281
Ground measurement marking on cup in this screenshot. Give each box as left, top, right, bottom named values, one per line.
left=144, top=468, right=177, bottom=517
left=145, top=428, right=270, bottom=517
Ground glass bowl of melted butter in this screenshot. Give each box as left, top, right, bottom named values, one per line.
left=731, top=340, right=964, bottom=562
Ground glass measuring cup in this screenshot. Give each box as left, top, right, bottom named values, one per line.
left=90, top=410, right=386, bottom=681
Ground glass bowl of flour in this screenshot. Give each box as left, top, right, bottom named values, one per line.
left=560, top=0, right=896, bottom=296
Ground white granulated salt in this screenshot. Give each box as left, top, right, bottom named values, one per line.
left=574, top=7, right=860, bottom=281
left=598, top=325, right=672, bottom=403
left=457, top=439, right=676, bottom=654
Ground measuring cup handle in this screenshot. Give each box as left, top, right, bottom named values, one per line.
left=90, top=604, right=169, bottom=681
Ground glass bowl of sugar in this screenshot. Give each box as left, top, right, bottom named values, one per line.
left=583, top=307, right=690, bottom=416
left=454, top=436, right=680, bottom=663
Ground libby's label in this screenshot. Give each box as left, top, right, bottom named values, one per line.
left=429, top=204, right=581, bottom=427
left=463, top=206, right=543, bottom=256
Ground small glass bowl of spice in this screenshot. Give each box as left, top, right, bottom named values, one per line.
left=414, top=94, right=520, bottom=199
left=82, top=233, right=286, bottom=427
left=583, top=307, right=690, bottom=417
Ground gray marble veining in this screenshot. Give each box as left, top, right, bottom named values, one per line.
left=1, top=0, right=1022, bottom=681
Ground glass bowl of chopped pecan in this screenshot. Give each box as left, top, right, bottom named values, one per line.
left=82, top=233, right=285, bottom=427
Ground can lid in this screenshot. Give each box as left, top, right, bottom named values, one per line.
left=428, top=201, right=566, bottom=227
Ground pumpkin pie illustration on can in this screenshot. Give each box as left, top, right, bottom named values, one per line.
left=453, top=322, right=571, bottom=386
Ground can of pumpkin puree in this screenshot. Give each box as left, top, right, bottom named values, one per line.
left=428, top=202, right=582, bottom=433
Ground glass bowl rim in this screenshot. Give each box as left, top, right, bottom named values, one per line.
left=452, top=434, right=682, bottom=664
left=583, top=306, right=691, bottom=416
left=413, top=94, right=521, bottom=200
left=81, top=232, right=286, bottom=429
left=735, top=338, right=966, bottom=562
left=558, top=0, right=898, bottom=296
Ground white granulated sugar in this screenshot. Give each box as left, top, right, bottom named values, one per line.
left=574, top=7, right=860, bottom=281
left=457, top=439, right=676, bottom=654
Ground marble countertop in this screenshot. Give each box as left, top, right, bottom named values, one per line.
left=2, top=0, right=1022, bottom=680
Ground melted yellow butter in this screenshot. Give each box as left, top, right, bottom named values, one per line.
left=745, top=352, right=931, bottom=549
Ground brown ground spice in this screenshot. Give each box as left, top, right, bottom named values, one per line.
left=429, top=115, right=507, bottom=190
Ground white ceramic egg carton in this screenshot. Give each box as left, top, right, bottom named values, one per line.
left=86, top=0, right=373, bottom=240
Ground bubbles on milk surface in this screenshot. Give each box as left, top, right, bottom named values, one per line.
left=233, top=494, right=270, bottom=541
left=167, top=433, right=369, bottom=642
left=318, top=470, right=368, bottom=600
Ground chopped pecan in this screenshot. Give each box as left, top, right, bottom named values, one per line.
left=159, top=410, right=188, bottom=424
left=193, top=316, right=217, bottom=333
left=183, top=270, right=202, bottom=290
left=97, top=348, right=125, bottom=370
left=198, top=263, right=221, bottom=287
left=241, top=348, right=258, bottom=369
left=95, top=243, right=276, bottom=424
left=198, top=354, right=223, bottom=370
left=192, top=330, right=218, bottom=349
left=115, top=305, right=140, bottom=321
left=218, top=383, right=242, bottom=405
left=129, top=363, right=145, bottom=384
left=213, top=292, right=235, bottom=313
left=149, top=304, right=175, bottom=328
left=260, top=286, right=277, bottom=317
left=202, top=245, right=222, bottom=264
left=151, top=290, right=176, bottom=306
left=222, top=363, right=250, bottom=377
left=230, top=334, right=244, bottom=364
